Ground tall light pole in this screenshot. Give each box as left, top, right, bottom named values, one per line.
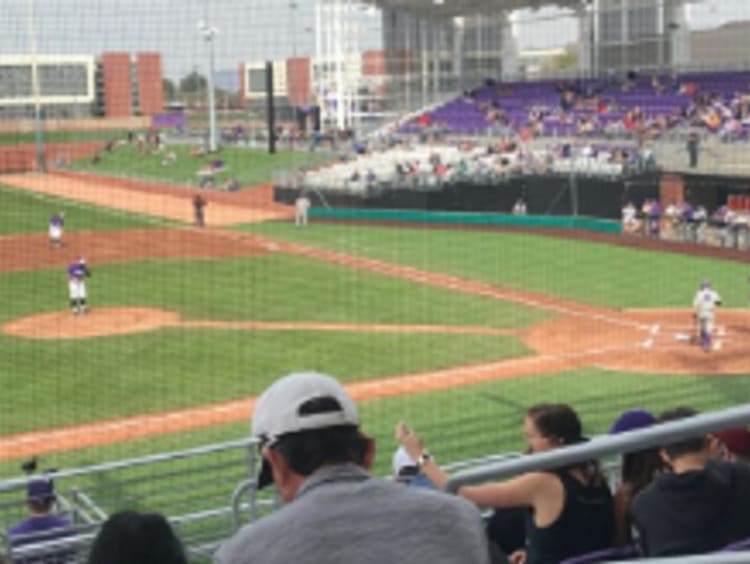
left=290, top=2, right=299, bottom=57
left=198, top=20, right=218, bottom=153
left=27, top=0, right=45, bottom=171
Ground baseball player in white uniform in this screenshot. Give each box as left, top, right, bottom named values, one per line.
left=49, top=212, right=64, bottom=248
left=693, top=281, right=721, bottom=351
left=295, top=192, right=311, bottom=227
left=68, top=257, right=92, bottom=315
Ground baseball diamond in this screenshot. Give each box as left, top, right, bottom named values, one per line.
left=4, top=2, right=750, bottom=562
left=0, top=170, right=748, bottom=468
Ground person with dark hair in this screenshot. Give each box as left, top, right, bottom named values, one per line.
left=608, top=409, right=662, bottom=547
left=215, top=372, right=491, bottom=564
left=87, top=510, right=186, bottom=564
left=8, top=478, right=77, bottom=563
left=397, top=404, right=614, bottom=564
left=631, top=407, right=750, bottom=556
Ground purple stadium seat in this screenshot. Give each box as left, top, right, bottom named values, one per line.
left=719, top=536, right=750, bottom=552
left=559, top=544, right=638, bottom=564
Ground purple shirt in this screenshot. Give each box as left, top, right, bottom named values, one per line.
left=8, top=515, right=76, bottom=563
left=49, top=215, right=64, bottom=228
left=67, top=263, right=87, bottom=281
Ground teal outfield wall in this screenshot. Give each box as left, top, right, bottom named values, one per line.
left=310, top=208, right=622, bottom=234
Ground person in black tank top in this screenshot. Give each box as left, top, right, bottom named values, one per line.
left=397, top=404, right=615, bottom=564
left=525, top=468, right=613, bottom=564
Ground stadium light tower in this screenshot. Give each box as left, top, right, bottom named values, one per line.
left=198, top=20, right=219, bottom=153
left=27, top=0, right=45, bottom=171
left=290, top=1, right=299, bottom=57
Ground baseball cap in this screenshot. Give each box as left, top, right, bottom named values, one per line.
left=252, top=372, right=359, bottom=489
left=609, top=409, right=656, bottom=434
left=27, top=478, right=56, bottom=503
left=715, top=427, right=750, bottom=457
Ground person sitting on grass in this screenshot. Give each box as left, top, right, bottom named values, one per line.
left=396, top=404, right=614, bottom=564
left=161, top=151, right=177, bottom=167
left=223, top=177, right=240, bottom=192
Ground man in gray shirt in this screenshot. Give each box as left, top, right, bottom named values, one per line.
left=214, top=372, right=490, bottom=564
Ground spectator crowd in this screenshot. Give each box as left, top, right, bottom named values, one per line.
left=622, top=198, right=750, bottom=250
left=8, top=372, right=750, bottom=564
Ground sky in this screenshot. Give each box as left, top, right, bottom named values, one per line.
left=0, top=0, right=747, bottom=80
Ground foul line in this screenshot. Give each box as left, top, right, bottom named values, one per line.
left=0, top=339, right=645, bottom=461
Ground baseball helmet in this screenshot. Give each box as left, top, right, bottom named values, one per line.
left=700, top=280, right=710, bottom=289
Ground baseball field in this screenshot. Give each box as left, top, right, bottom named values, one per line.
left=1, top=149, right=749, bottom=490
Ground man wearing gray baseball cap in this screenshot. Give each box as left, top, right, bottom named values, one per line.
left=214, top=372, right=490, bottom=564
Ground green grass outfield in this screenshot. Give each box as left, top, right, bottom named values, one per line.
left=69, top=144, right=334, bottom=188
left=2, top=216, right=749, bottom=486
left=0, top=254, right=541, bottom=435
left=0, top=183, right=173, bottom=235
left=243, top=222, right=750, bottom=308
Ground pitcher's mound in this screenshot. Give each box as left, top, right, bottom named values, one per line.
left=3, top=307, right=181, bottom=340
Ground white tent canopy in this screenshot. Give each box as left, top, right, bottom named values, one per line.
left=369, top=0, right=582, bottom=19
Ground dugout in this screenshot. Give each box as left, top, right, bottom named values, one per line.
left=275, top=172, right=661, bottom=219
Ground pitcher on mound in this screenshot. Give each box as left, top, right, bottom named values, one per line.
left=693, top=281, right=721, bottom=352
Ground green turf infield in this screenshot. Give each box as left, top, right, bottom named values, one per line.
left=0, top=184, right=172, bottom=234
left=68, top=143, right=334, bottom=188
left=243, top=222, right=750, bottom=309
left=0, top=254, right=543, bottom=434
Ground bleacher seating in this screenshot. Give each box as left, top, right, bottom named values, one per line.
left=402, top=71, right=750, bottom=139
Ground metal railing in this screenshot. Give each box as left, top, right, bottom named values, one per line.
left=3, top=404, right=750, bottom=562
left=446, top=403, right=750, bottom=490
left=0, top=438, right=256, bottom=563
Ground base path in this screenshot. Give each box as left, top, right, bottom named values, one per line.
left=0, top=228, right=275, bottom=273
left=1, top=172, right=292, bottom=226
left=2, top=307, right=517, bottom=340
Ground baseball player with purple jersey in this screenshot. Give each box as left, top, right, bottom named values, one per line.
left=693, top=281, right=721, bottom=352
left=48, top=212, right=64, bottom=248
left=68, top=257, right=91, bottom=315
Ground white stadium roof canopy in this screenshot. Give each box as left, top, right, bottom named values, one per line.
left=367, top=0, right=583, bottom=19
